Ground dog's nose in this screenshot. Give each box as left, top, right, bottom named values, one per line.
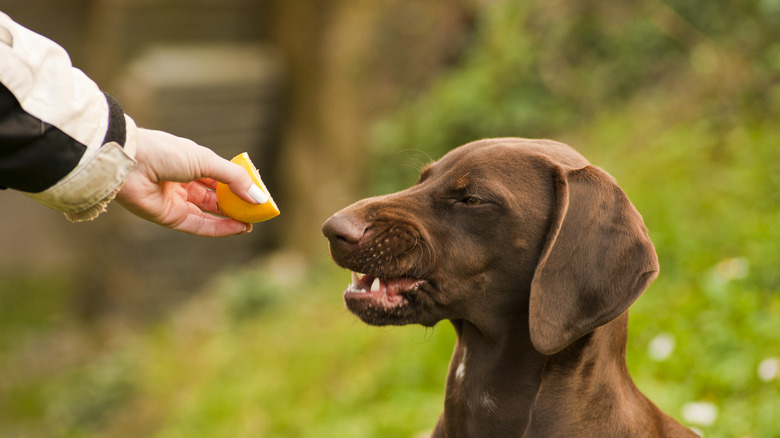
left=322, top=213, right=368, bottom=249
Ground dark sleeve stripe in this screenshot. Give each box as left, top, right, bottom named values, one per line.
left=103, top=93, right=126, bottom=146
left=0, top=83, right=87, bottom=193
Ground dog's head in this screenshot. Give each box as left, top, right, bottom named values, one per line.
left=322, top=138, right=658, bottom=355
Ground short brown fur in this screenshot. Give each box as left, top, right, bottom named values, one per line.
left=322, top=138, right=695, bottom=437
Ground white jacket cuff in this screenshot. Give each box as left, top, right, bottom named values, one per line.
left=26, top=115, right=138, bottom=222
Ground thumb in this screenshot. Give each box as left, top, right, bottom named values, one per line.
left=198, top=149, right=267, bottom=205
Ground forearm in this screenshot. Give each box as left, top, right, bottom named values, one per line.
left=0, top=11, right=137, bottom=221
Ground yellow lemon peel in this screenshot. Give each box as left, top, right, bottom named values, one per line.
left=216, top=153, right=280, bottom=223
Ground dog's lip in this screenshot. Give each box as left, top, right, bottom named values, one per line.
left=344, top=271, right=426, bottom=306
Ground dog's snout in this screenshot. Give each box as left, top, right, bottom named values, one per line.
left=322, top=213, right=368, bottom=249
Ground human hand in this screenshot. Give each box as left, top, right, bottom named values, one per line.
left=116, top=128, right=267, bottom=237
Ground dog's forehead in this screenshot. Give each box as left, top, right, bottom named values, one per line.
left=421, top=138, right=590, bottom=181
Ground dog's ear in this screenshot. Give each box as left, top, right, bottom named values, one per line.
left=529, top=166, right=659, bottom=355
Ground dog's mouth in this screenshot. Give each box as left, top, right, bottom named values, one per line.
left=344, top=271, right=427, bottom=311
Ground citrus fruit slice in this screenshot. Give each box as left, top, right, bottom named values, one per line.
left=216, top=153, right=280, bottom=223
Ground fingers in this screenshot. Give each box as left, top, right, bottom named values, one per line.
left=179, top=182, right=252, bottom=237
left=198, top=178, right=219, bottom=190
left=128, top=128, right=263, bottom=237
left=186, top=181, right=220, bottom=214
left=193, top=178, right=268, bottom=211
left=175, top=212, right=252, bottom=237
left=137, top=128, right=261, bottom=205
left=192, top=147, right=263, bottom=205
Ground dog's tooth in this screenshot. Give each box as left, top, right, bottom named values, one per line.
left=371, top=277, right=381, bottom=292
left=351, top=271, right=359, bottom=288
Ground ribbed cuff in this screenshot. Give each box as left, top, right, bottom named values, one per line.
left=25, top=141, right=137, bottom=222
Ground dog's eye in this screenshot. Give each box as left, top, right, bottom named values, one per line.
left=461, top=196, right=485, bottom=206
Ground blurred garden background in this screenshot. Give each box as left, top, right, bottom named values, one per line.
left=1, top=0, right=779, bottom=436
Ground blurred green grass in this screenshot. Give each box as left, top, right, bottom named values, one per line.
left=0, top=258, right=454, bottom=438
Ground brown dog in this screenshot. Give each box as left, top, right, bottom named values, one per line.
left=322, top=138, right=695, bottom=437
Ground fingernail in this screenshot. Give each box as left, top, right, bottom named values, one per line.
left=248, top=184, right=268, bottom=204
left=243, top=223, right=254, bottom=234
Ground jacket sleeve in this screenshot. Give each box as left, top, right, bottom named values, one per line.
left=0, top=11, right=137, bottom=222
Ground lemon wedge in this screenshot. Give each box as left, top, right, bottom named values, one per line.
left=216, top=153, right=280, bottom=223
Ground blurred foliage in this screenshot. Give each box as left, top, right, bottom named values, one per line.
left=368, top=1, right=780, bottom=436
left=370, top=0, right=780, bottom=194
left=1, top=259, right=455, bottom=437
left=2, top=0, right=780, bottom=437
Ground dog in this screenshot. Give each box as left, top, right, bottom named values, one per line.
left=322, top=138, right=696, bottom=437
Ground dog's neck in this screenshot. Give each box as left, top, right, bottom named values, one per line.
left=435, top=314, right=645, bottom=437
left=436, top=318, right=547, bottom=437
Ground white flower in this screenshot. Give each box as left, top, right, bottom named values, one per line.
left=682, top=401, right=718, bottom=427
left=758, top=357, right=780, bottom=382
left=647, top=333, right=676, bottom=361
